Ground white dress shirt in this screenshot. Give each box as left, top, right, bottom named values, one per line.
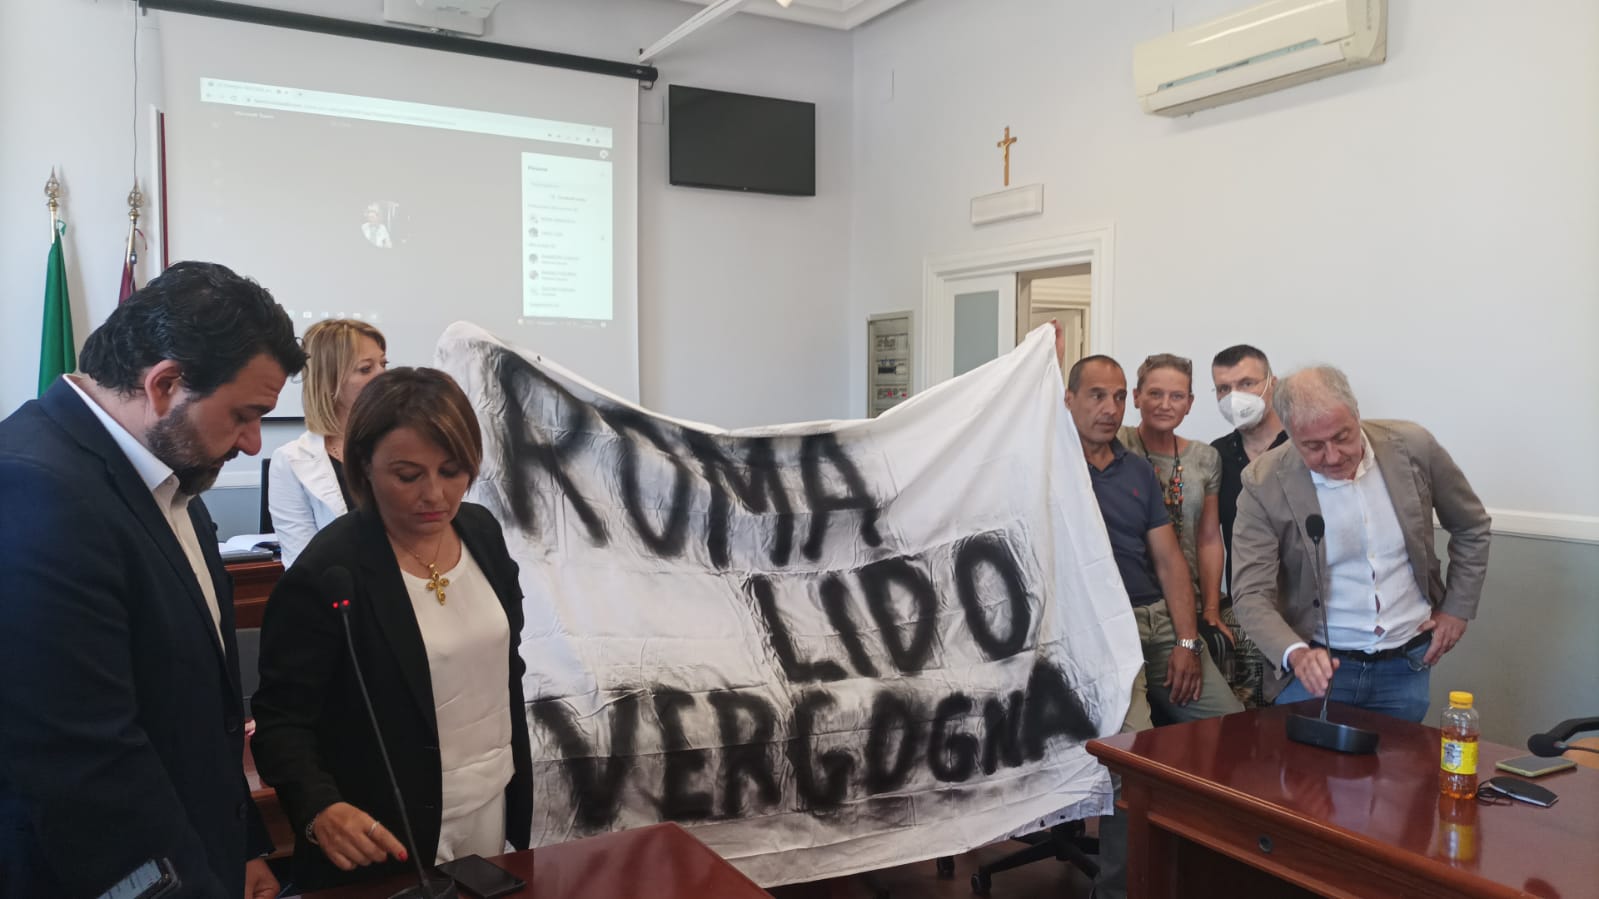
left=1283, top=433, right=1430, bottom=668
left=402, top=544, right=514, bottom=863
left=65, top=377, right=223, bottom=643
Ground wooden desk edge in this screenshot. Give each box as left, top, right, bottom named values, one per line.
left=1085, top=737, right=1525, bottom=899
left=227, top=558, right=282, bottom=630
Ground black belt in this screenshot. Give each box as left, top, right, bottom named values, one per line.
left=1314, top=632, right=1431, bottom=662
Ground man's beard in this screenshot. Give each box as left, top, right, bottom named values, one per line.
left=146, top=400, right=237, bottom=495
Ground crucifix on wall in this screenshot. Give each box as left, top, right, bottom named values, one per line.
left=996, top=126, right=1018, bottom=187
left=970, top=125, right=1042, bottom=226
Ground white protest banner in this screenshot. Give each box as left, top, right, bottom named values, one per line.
left=435, top=321, right=1141, bottom=886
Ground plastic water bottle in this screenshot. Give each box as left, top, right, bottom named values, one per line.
left=1440, top=691, right=1481, bottom=799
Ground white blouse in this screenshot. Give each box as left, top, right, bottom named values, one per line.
left=401, top=544, right=515, bottom=863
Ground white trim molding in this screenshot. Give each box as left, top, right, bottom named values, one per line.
left=919, top=227, right=1114, bottom=391
left=1483, top=509, right=1599, bottom=546
left=1431, top=508, right=1599, bottom=545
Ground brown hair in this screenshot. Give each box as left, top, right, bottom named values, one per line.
left=300, top=318, right=386, bottom=437
left=343, top=367, right=482, bottom=510
left=1135, top=353, right=1193, bottom=391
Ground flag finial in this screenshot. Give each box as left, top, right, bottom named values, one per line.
left=120, top=181, right=146, bottom=304
left=44, top=169, right=61, bottom=235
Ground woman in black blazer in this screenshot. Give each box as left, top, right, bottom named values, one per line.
left=251, top=368, right=532, bottom=891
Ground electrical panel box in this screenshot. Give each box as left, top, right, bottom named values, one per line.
left=867, top=312, right=913, bottom=418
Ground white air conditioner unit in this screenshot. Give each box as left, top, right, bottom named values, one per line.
left=1133, top=0, right=1386, bottom=117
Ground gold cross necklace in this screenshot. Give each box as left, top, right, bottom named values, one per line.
left=397, top=533, right=451, bottom=605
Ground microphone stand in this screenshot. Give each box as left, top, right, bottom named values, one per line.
left=1286, top=514, right=1380, bottom=754
left=1527, top=717, right=1599, bottom=757
left=338, top=602, right=459, bottom=899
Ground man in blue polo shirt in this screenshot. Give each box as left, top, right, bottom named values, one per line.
left=1068, top=355, right=1240, bottom=899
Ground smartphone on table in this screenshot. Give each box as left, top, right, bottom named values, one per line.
left=436, top=854, right=527, bottom=898
left=1494, top=755, right=1576, bottom=778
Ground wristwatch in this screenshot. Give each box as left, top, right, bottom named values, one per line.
left=1176, top=637, right=1204, bottom=656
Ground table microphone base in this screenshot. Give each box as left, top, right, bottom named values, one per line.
left=388, top=877, right=459, bottom=899
left=1288, top=713, right=1380, bottom=754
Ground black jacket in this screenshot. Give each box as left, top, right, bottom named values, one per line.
left=0, top=381, right=270, bottom=898
left=250, top=502, right=532, bottom=890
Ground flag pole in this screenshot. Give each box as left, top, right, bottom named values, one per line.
left=44, top=169, right=60, bottom=240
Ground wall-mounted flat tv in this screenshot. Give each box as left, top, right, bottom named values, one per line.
left=668, top=85, right=816, bottom=197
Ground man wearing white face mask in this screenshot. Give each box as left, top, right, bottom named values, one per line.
left=1210, top=345, right=1288, bottom=592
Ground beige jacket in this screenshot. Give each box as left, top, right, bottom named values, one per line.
left=1231, top=420, right=1491, bottom=700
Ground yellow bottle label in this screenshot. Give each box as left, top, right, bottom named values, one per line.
left=1441, top=738, right=1478, bottom=775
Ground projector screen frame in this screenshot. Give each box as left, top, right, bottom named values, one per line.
left=138, top=0, right=660, bottom=86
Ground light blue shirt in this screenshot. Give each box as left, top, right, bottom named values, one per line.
left=1282, top=432, right=1430, bottom=666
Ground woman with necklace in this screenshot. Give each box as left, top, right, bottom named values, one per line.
left=252, top=367, right=531, bottom=891
left=268, top=319, right=388, bottom=567
left=1117, top=355, right=1242, bottom=696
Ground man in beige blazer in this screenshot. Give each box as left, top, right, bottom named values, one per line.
left=1231, top=366, right=1490, bottom=722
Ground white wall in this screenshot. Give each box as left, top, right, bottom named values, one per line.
left=1, top=0, right=163, bottom=415
left=849, top=0, right=1599, bottom=520
left=2, top=0, right=855, bottom=433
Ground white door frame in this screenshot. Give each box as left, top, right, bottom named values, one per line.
left=919, top=226, right=1115, bottom=390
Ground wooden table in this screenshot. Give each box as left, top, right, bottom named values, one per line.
left=228, top=557, right=282, bottom=629
left=1088, top=701, right=1599, bottom=899
left=231, top=558, right=292, bottom=857
left=303, top=823, right=772, bottom=899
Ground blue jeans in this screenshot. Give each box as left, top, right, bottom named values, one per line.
left=1274, top=635, right=1433, bottom=723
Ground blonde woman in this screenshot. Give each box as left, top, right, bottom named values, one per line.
left=1117, top=354, right=1255, bottom=703
left=268, top=319, right=387, bottom=566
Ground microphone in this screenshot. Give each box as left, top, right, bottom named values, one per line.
left=1285, top=513, right=1379, bottom=754
left=1527, top=717, right=1599, bottom=758
left=1304, top=514, right=1333, bottom=722
left=321, top=566, right=458, bottom=899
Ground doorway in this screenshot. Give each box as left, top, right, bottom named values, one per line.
left=1019, top=264, right=1092, bottom=375
left=919, top=229, right=1114, bottom=390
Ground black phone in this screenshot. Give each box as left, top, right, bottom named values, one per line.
left=436, top=855, right=526, bottom=898
left=98, top=858, right=179, bottom=899
left=1482, top=776, right=1559, bottom=807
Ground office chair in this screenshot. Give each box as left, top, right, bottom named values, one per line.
left=258, top=458, right=273, bottom=533
left=935, top=818, right=1099, bottom=896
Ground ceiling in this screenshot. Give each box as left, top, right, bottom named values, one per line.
left=673, top=0, right=915, bottom=31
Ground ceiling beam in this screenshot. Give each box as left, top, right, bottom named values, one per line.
left=674, top=0, right=913, bottom=31
left=640, top=0, right=756, bottom=64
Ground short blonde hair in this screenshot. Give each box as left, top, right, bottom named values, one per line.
left=301, top=319, right=386, bottom=437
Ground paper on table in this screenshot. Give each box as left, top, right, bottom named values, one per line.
left=219, top=532, right=276, bottom=554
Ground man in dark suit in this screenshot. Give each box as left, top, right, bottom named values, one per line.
left=0, top=262, right=305, bottom=897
